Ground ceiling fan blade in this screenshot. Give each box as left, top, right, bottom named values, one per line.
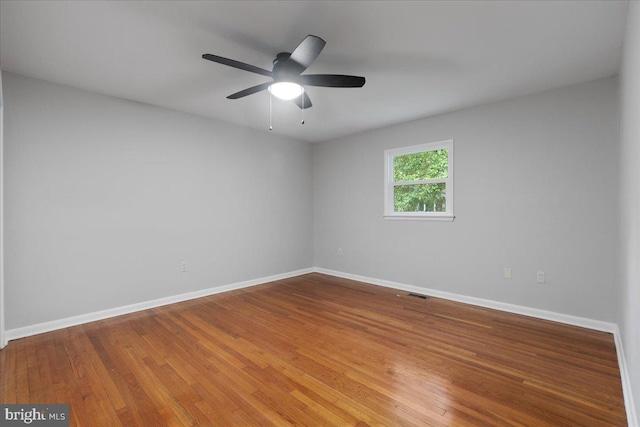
left=227, top=82, right=272, bottom=99
left=288, top=35, right=326, bottom=74
left=202, top=54, right=273, bottom=77
left=299, top=74, right=366, bottom=88
left=293, top=92, right=312, bottom=109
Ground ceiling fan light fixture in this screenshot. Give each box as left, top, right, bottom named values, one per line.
left=268, top=82, right=304, bottom=100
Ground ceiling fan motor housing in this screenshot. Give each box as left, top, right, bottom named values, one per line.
left=273, top=52, right=296, bottom=82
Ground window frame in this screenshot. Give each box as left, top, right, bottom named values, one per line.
left=384, top=139, right=455, bottom=221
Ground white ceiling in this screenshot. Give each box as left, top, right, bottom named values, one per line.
left=0, top=1, right=628, bottom=143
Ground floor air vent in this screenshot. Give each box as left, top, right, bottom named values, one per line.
left=407, top=293, right=428, bottom=299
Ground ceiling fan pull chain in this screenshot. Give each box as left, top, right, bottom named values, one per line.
left=301, top=91, right=305, bottom=125
left=269, top=91, right=273, bottom=131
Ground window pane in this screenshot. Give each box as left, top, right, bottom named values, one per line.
left=394, top=183, right=446, bottom=212
left=393, top=149, right=448, bottom=182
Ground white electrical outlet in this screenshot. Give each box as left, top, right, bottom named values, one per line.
left=504, top=267, right=512, bottom=279
left=181, top=261, right=188, bottom=272
left=338, top=248, right=343, bottom=256
left=537, top=271, right=545, bottom=284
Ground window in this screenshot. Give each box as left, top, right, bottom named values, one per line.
left=384, top=139, right=454, bottom=220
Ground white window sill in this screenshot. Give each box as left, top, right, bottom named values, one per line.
left=383, top=214, right=455, bottom=222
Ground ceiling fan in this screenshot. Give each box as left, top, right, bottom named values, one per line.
left=202, top=35, right=366, bottom=109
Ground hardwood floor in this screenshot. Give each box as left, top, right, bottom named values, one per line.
left=0, top=273, right=627, bottom=426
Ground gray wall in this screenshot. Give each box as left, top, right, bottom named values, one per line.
left=0, top=70, right=5, bottom=347
left=3, top=72, right=314, bottom=330
left=315, top=77, right=618, bottom=322
left=619, top=0, right=640, bottom=418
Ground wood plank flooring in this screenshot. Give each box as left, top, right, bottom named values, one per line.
left=0, top=273, right=627, bottom=426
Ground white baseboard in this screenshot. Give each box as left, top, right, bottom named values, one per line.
left=4, top=267, right=314, bottom=341
left=314, top=267, right=617, bottom=332
left=3, top=266, right=618, bottom=339
left=314, top=267, right=637, bottom=426
left=613, top=325, right=639, bottom=427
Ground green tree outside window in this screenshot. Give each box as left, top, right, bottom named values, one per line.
left=393, top=149, right=448, bottom=212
